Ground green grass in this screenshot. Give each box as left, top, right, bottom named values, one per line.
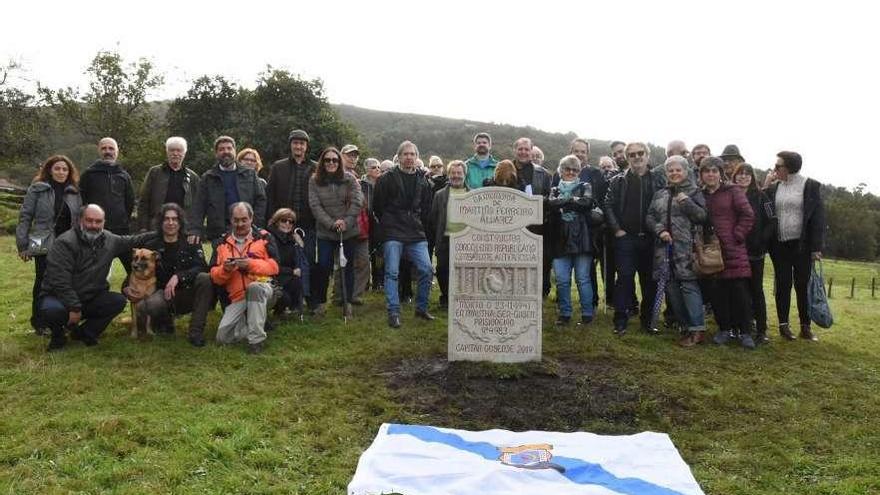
left=1, top=235, right=879, bottom=494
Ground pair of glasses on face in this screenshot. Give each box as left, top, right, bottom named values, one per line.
left=627, top=150, right=646, bottom=159
left=279, top=218, right=294, bottom=225
left=323, top=157, right=340, bottom=164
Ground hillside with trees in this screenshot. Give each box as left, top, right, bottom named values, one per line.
left=2, top=52, right=880, bottom=260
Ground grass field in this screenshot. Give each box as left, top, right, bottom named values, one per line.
left=1, top=235, right=879, bottom=494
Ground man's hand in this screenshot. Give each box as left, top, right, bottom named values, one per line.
left=19, top=252, right=30, bottom=262
left=187, top=234, right=200, bottom=245
left=67, top=309, right=81, bottom=326
left=223, top=258, right=237, bottom=273
left=235, top=258, right=250, bottom=271
left=333, top=219, right=346, bottom=232
left=615, top=229, right=626, bottom=238
left=164, top=274, right=179, bottom=301
left=659, top=231, right=672, bottom=243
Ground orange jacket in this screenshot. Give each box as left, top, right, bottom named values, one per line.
left=210, top=229, right=279, bottom=302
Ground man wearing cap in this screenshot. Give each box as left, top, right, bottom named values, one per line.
left=720, top=144, right=745, bottom=180
left=266, top=130, right=319, bottom=310
left=334, top=144, right=371, bottom=303
left=188, top=136, right=266, bottom=245
left=464, top=132, right=498, bottom=190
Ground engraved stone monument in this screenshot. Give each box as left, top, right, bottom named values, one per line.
left=447, top=187, right=543, bottom=362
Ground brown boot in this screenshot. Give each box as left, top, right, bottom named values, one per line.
left=779, top=322, right=796, bottom=341
left=799, top=324, right=818, bottom=342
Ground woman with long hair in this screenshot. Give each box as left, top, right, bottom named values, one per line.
left=307, top=147, right=363, bottom=318
left=731, top=163, right=775, bottom=343
left=16, top=155, right=82, bottom=333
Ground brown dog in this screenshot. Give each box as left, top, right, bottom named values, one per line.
left=129, top=248, right=159, bottom=340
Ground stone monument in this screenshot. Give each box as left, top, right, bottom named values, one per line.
left=447, top=187, right=543, bottom=362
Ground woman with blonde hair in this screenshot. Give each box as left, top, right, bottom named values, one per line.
left=237, top=148, right=267, bottom=187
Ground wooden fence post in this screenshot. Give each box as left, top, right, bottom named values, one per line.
left=850, top=277, right=856, bottom=298
left=828, top=277, right=833, bottom=299
left=873, top=278, right=876, bottom=299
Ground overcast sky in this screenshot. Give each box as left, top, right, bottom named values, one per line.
left=4, top=0, right=878, bottom=191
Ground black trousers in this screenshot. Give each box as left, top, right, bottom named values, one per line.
left=31, top=255, right=48, bottom=329
left=770, top=240, right=812, bottom=326
left=747, top=257, right=768, bottom=333
left=711, top=278, right=753, bottom=333
left=40, top=291, right=127, bottom=340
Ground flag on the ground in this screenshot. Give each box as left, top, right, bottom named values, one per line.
left=348, top=423, right=704, bottom=495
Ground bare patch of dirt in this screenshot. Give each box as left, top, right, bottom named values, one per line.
left=383, top=356, right=662, bottom=432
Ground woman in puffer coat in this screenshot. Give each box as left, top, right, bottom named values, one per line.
left=308, top=147, right=363, bottom=319
left=547, top=155, right=596, bottom=326
left=16, top=155, right=82, bottom=334
left=646, top=156, right=708, bottom=347
left=700, top=157, right=756, bottom=348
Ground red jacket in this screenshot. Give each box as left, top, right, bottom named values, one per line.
left=704, top=184, right=755, bottom=279
left=210, top=229, right=279, bottom=302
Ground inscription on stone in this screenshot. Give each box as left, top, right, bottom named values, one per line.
left=448, top=188, right=543, bottom=362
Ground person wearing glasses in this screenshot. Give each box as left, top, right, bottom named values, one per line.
left=266, top=208, right=306, bottom=319
left=237, top=148, right=267, bottom=188
left=308, top=147, right=363, bottom=319
left=763, top=151, right=826, bottom=341
left=603, top=141, right=659, bottom=335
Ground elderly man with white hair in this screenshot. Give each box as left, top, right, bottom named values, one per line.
left=137, top=136, right=201, bottom=232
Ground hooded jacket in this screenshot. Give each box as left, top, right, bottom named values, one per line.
left=79, top=160, right=135, bottom=233
left=209, top=228, right=280, bottom=303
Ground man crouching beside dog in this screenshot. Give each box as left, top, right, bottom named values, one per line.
left=210, top=202, right=279, bottom=354
left=133, top=203, right=214, bottom=347
left=38, top=204, right=157, bottom=351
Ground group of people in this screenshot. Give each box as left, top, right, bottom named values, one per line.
left=16, top=129, right=825, bottom=353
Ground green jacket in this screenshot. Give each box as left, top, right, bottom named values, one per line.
left=464, top=154, right=498, bottom=190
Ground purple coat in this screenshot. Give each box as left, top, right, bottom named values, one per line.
left=704, top=184, right=755, bottom=279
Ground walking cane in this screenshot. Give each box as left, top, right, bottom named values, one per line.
left=339, top=230, right=349, bottom=324
left=295, top=227, right=306, bottom=323
left=602, top=238, right=608, bottom=315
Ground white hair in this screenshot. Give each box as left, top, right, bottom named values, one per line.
left=165, top=136, right=188, bottom=153
left=664, top=155, right=689, bottom=170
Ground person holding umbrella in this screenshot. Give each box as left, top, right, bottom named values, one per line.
left=646, top=156, right=709, bottom=347
left=308, top=147, right=363, bottom=320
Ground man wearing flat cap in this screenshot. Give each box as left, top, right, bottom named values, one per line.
left=266, top=129, right=320, bottom=312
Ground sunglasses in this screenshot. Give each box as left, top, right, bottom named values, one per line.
left=627, top=150, right=646, bottom=159
left=323, top=157, right=340, bottom=164
left=279, top=218, right=294, bottom=224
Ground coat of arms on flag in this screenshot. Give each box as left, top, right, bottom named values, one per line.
left=348, top=423, right=704, bottom=495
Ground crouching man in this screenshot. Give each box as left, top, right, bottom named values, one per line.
left=210, top=202, right=279, bottom=354
left=39, top=204, right=157, bottom=351
left=138, top=203, right=215, bottom=347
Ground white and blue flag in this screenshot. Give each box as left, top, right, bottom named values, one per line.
left=348, top=423, right=704, bottom=495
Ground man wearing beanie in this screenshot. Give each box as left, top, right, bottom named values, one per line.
left=266, top=129, right=321, bottom=313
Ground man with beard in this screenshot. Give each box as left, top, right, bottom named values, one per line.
left=79, top=137, right=135, bottom=272
left=188, top=136, right=266, bottom=245
left=429, top=160, right=468, bottom=309
left=265, top=130, right=319, bottom=311
left=373, top=141, right=435, bottom=328
left=604, top=142, right=659, bottom=335
left=137, top=136, right=200, bottom=232
left=38, top=204, right=157, bottom=351
left=610, top=140, right=628, bottom=173
left=464, top=132, right=498, bottom=190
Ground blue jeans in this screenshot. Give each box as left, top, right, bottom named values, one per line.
left=665, top=279, right=705, bottom=332
left=553, top=254, right=594, bottom=318
left=384, top=240, right=433, bottom=315
left=316, top=238, right=356, bottom=304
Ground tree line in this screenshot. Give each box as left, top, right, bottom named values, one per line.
left=1, top=51, right=879, bottom=260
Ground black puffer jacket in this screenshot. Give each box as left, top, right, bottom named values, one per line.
left=547, top=182, right=596, bottom=258
left=148, top=237, right=208, bottom=289
left=268, top=226, right=306, bottom=287
left=744, top=187, right=775, bottom=259
left=79, top=160, right=135, bottom=233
